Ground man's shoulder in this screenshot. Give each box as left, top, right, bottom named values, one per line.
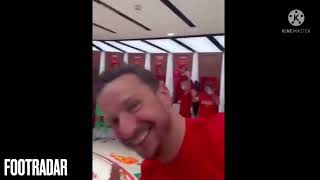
left=141, top=159, right=160, bottom=170
left=187, top=113, right=224, bottom=154
left=188, top=113, right=224, bottom=125
left=140, top=159, right=162, bottom=179
left=187, top=113, right=224, bottom=138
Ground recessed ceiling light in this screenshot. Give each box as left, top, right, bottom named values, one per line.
left=134, top=4, right=142, bottom=11
left=167, top=33, right=175, bottom=36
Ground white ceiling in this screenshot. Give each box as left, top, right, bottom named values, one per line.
left=92, top=35, right=224, bottom=53
left=93, top=0, right=224, bottom=40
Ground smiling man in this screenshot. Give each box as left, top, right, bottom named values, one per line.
left=97, top=65, right=224, bottom=180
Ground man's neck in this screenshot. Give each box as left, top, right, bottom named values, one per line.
left=158, top=112, right=186, bottom=163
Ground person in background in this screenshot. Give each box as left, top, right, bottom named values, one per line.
left=178, top=77, right=193, bottom=118
left=155, top=63, right=165, bottom=83
left=173, top=64, right=188, bottom=103
left=198, top=83, right=219, bottom=119
left=191, top=81, right=201, bottom=117
left=97, top=65, right=224, bottom=180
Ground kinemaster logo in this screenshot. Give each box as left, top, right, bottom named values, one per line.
left=288, top=9, right=304, bottom=26
left=282, top=9, right=310, bottom=34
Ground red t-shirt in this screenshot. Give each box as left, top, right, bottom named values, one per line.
left=179, top=91, right=192, bottom=118
left=140, top=113, right=224, bottom=180
left=198, top=92, right=218, bottom=118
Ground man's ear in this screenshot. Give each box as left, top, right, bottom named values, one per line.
left=157, top=84, right=170, bottom=97
left=157, top=84, right=172, bottom=108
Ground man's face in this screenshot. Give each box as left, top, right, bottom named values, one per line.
left=98, top=74, right=171, bottom=159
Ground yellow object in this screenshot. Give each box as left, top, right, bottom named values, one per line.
left=110, top=153, right=138, bottom=165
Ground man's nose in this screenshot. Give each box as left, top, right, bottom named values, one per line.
left=116, top=112, right=138, bottom=141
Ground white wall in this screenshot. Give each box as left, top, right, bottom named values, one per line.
left=165, top=53, right=174, bottom=97
left=219, top=53, right=225, bottom=112
left=144, top=53, right=151, bottom=70
left=191, top=53, right=199, bottom=81
left=123, top=53, right=128, bottom=64
left=99, top=52, right=105, bottom=75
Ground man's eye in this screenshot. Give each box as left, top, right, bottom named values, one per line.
left=110, top=117, right=119, bottom=126
left=128, top=102, right=141, bottom=113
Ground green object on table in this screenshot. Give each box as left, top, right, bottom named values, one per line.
left=95, top=104, right=110, bottom=129
left=95, top=104, right=104, bottom=116
left=134, top=173, right=141, bottom=179
left=95, top=120, right=104, bottom=129
left=96, top=120, right=110, bottom=129
left=95, top=121, right=109, bottom=135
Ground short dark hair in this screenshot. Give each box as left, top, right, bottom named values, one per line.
left=95, top=65, right=160, bottom=98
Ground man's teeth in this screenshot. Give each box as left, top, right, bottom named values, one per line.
left=132, top=129, right=149, bottom=145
